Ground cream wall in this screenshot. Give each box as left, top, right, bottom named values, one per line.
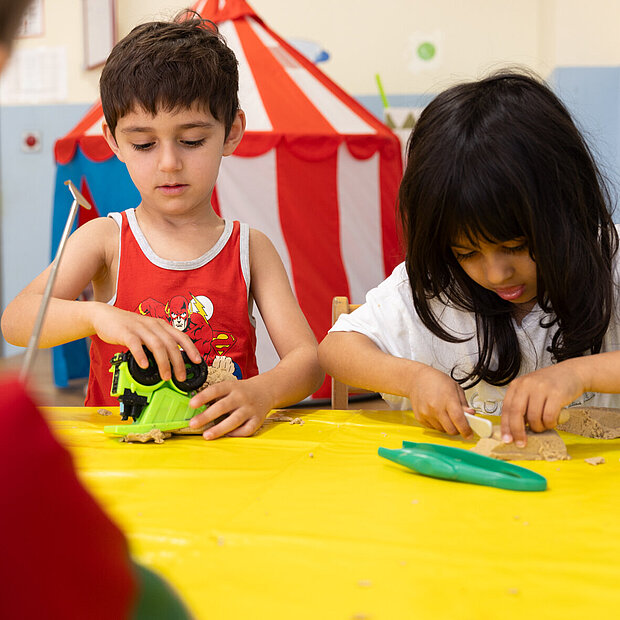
left=552, top=0, right=620, bottom=67
left=268, top=0, right=545, bottom=94
left=9, top=0, right=620, bottom=105
left=8, top=0, right=188, bottom=104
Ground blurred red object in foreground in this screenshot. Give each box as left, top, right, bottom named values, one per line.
left=0, top=375, right=137, bottom=619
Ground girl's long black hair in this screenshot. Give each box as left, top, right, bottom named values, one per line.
left=398, top=70, right=618, bottom=388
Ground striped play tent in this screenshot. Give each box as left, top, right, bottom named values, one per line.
left=53, top=0, right=403, bottom=398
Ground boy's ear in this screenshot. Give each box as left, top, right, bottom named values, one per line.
left=102, top=122, right=124, bottom=162
left=223, top=110, right=246, bottom=156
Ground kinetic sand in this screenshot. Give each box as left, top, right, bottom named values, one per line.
left=556, top=406, right=620, bottom=439
left=471, top=426, right=569, bottom=461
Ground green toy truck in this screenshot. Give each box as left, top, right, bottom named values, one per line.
left=103, top=347, right=208, bottom=437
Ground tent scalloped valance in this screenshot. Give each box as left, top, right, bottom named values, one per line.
left=55, top=132, right=401, bottom=165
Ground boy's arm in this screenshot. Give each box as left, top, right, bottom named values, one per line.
left=246, top=229, right=324, bottom=404
left=189, top=229, right=324, bottom=438
left=1, top=217, right=116, bottom=347
left=1, top=217, right=200, bottom=380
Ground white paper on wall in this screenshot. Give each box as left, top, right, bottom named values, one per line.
left=0, top=46, right=67, bottom=105
left=17, top=0, right=44, bottom=38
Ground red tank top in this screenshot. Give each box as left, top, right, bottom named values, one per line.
left=85, top=210, right=258, bottom=406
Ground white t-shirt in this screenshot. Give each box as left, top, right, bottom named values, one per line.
left=330, top=262, right=620, bottom=413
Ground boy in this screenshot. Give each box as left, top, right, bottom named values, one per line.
left=1, top=12, right=324, bottom=439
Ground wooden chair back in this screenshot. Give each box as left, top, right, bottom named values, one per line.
left=331, top=296, right=372, bottom=409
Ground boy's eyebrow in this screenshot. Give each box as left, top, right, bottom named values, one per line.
left=120, top=121, right=217, bottom=133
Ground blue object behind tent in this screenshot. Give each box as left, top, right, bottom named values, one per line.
left=51, top=148, right=139, bottom=387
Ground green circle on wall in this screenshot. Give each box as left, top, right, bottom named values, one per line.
left=417, top=41, right=436, bottom=61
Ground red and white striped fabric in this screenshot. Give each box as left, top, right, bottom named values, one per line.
left=54, top=0, right=403, bottom=397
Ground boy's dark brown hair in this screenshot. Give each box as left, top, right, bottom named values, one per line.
left=100, top=10, right=239, bottom=138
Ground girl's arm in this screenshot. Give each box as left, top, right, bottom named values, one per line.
left=188, top=229, right=324, bottom=439
left=0, top=217, right=200, bottom=381
left=501, top=351, right=620, bottom=446
left=318, top=330, right=474, bottom=437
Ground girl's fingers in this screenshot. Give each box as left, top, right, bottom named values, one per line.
left=459, top=392, right=471, bottom=411
left=417, top=409, right=457, bottom=434
left=435, top=411, right=459, bottom=435
left=427, top=417, right=445, bottom=432
left=541, top=400, right=561, bottom=430
left=525, top=405, right=546, bottom=433
left=502, top=399, right=528, bottom=448
left=414, top=411, right=440, bottom=431
left=415, top=397, right=473, bottom=436
left=448, top=389, right=473, bottom=437
left=519, top=388, right=548, bottom=433
left=450, top=410, right=473, bottom=438
left=503, top=391, right=529, bottom=447
left=413, top=412, right=431, bottom=429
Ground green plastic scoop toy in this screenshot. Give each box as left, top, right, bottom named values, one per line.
left=378, top=441, right=547, bottom=492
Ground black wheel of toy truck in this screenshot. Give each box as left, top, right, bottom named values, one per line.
left=172, top=352, right=208, bottom=392
left=127, top=346, right=162, bottom=386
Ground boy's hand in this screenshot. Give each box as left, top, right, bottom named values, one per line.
left=91, top=303, right=202, bottom=382
left=407, top=365, right=474, bottom=438
left=188, top=378, right=272, bottom=440
left=500, top=361, right=585, bottom=447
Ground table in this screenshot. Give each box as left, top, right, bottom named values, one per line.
left=45, top=406, right=620, bottom=619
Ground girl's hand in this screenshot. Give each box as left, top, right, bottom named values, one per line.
left=188, top=378, right=272, bottom=440
left=500, top=361, right=585, bottom=447
left=407, top=365, right=474, bottom=438
left=90, top=303, right=202, bottom=382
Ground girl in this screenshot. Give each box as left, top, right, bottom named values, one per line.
left=318, top=70, right=620, bottom=448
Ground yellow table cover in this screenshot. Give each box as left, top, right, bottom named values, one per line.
left=46, top=407, right=620, bottom=619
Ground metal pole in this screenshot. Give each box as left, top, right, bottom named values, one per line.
left=19, top=180, right=91, bottom=382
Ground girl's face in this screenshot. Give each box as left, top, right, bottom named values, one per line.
left=450, top=235, right=538, bottom=315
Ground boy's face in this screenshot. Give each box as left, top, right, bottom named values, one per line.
left=103, top=103, right=244, bottom=217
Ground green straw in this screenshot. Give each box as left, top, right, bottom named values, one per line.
left=375, top=73, right=389, bottom=109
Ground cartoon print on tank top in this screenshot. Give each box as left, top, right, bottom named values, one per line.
left=135, top=291, right=242, bottom=379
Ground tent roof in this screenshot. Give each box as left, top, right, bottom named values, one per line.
left=55, top=0, right=399, bottom=165
left=194, top=0, right=258, bottom=23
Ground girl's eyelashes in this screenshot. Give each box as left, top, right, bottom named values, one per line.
left=454, top=250, right=476, bottom=261
left=451, top=240, right=529, bottom=261
left=502, top=242, right=529, bottom=254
